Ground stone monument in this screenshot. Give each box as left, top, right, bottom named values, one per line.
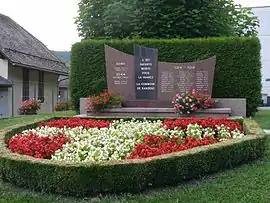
left=105, top=45, right=216, bottom=108
left=82, top=44, right=246, bottom=117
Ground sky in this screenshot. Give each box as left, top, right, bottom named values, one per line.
left=0, top=0, right=80, bottom=51
left=0, top=0, right=269, bottom=51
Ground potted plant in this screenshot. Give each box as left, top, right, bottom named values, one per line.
left=87, top=90, right=124, bottom=113
left=172, top=89, right=216, bottom=115
left=109, top=93, right=124, bottom=108
left=18, top=98, right=41, bottom=115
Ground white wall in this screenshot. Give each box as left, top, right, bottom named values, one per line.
left=252, top=7, right=270, bottom=98
left=0, top=58, right=8, bottom=78
left=8, top=65, right=59, bottom=116
left=39, top=72, right=59, bottom=113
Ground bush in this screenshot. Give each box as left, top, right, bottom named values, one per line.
left=68, top=100, right=76, bottom=111
left=18, top=99, right=41, bottom=115
left=54, top=102, right=69, bottom=111
left=70, top=37, right=261, bottom=117
left=0, top=118, right=266, bottom=197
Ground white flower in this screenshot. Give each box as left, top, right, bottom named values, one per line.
left=15, top=119, right=246, bottom=162
left=186, top=124, right=203, bottom=139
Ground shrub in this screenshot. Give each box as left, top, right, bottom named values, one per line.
left=110, top=93, right=124, bottom=106
left=0, top=117, right=266, bottom=197
left=54, top=102, right=69, bottom=112
left=70, top=37, right=261, bottom=117
left=68, top=100, right=76, bottom=110
left=18, top=99, right=41, bottom=115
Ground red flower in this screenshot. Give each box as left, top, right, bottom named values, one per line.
left=128, top=135, right=219, bottom=159
left=18, top=98, right=41, bottom=115
left=39, top=118, right=110, bottom=129
left=162, top=117, right=242, bottom=132
left=8, top=132, right=71, bottom=159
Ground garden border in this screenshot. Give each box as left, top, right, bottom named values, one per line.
left=0, top=117, right=267, bottom=197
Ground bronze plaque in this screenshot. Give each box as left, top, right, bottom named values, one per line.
left=158, top=56, right=216, bottom=101
left=105, top=45, right=135, bottom=100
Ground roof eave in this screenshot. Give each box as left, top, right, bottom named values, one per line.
left=0, top=84, right=12, bottom=87
left=12, top=62, right=69, bottom=76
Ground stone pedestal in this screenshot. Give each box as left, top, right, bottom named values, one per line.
left=86, top=107, right=232, bottom=118
left=80, top=98, right=246, bottom=117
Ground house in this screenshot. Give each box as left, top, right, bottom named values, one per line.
left=251, top=6, right=270, bottom=106
left=53, top=51, right=70, bottom=103
left=58, top=74, right=69, bottom=103
left=0, top=14, right=68, bottom=118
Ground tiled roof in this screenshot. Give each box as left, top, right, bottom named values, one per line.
left=0, top=14, right=68, bottom=75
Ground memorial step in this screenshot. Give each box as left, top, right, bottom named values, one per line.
left=86, top=107, right=232, bottom=118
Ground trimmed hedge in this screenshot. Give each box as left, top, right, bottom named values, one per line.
left=0, top=118, right=267, bottom=197
left=70, top=37, right=261, bottom=117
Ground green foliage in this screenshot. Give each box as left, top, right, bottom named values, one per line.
left=54, top=102, right=69, bottom=112
left=75, top=0, right=259, bottom=39
left=110, top=93, right=124, bottom=105
left=75, top=0, right=114, bottom=39
left=70, top=37, right=261, bottom=116
left=254, top=110, right=270, bottom=129
left=0, top=118, right=266, bottom=197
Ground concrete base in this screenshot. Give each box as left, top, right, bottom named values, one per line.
left=80, top=98, right=246, bottom=117
left=86, top=107, right=232, bottom=118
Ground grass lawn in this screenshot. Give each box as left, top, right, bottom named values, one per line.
left=0, top=110, right=270, bottom=203
left=0, top=111, right=76, bottom=129
left=254, top=110, right=270, bottom=129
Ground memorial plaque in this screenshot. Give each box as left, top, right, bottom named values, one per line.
left=105, top=45, right=135, bottom=100
left=134, top=45, right=158, bottom=100
left=158, top=56, right=216, bottom=101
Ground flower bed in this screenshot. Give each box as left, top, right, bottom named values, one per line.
left=7, top=117, right=244, bottom=162
left=0, top=117, right=266, bottom=197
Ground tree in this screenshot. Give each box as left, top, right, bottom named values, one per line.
left=103, top=1, right=139, bottom=38
left=75, top=0, right=114, bottom=39
left=75, top=0, right=259, bottom=39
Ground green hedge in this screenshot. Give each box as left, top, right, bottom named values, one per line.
left=0, top=118, right=266, bottom=197
left=70, top=37, right=261, bottom=117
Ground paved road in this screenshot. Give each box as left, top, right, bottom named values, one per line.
left=258, top=107, right=270, bottom=110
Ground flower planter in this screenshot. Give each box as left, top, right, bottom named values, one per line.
left=86, top=107, right=232, bottom=118
left=0, top=117, right=266, bottom=197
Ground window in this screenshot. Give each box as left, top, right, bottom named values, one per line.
left=22, top=68, right=29, bottom=100
left=38, top=71, right=44, bottom=102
